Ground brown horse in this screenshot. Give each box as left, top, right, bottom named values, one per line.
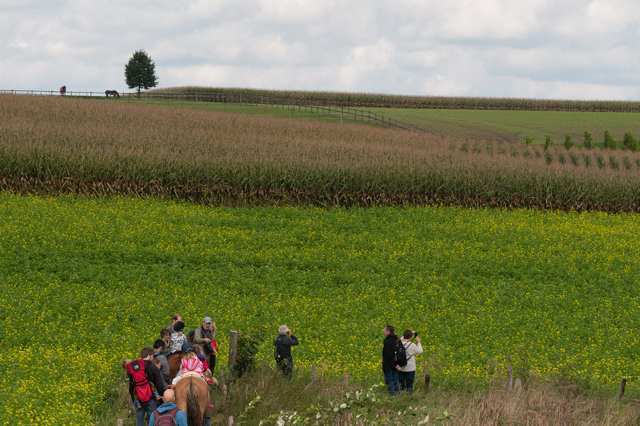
left=105, top=90, right=120, bottom=98
left=174, top=375, right=209, bottom=426
left=167, top=352, right=186, bottom=382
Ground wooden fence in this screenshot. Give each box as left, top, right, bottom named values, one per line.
left=0, top=88, right=436, bottom=135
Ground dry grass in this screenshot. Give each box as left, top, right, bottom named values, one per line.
left=210, top=366, right=640, bottom=426
left=2, top=93, right=640, bottom=211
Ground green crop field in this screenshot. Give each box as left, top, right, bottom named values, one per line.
left=2, top=194, right=640, bottom=425
left=372, top=108, right=640, bottom=145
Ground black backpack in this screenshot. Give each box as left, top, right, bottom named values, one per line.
left=394, top=339, right=408, bottom=367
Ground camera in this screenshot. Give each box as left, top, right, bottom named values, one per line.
left=414, top=331, right=418, bottom=338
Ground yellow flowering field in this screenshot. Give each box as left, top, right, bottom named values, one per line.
left=1, top=194, right=640, bottom=424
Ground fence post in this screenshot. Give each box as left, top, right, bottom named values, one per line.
left=344, top=372, right=349, bottom=387
left=228, top=331, right=239, bottom=378
left=310, top=363, right=316, bottom=381
left=507, top=366, right=513, bottom=390
left=619, top=378, right=627, bottom=399
left=425, top=373, right=430, bottom=391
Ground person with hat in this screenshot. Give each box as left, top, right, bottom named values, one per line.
left=153, top=339, right=171, bottom=385
left=193, top=316, right=217, bottom=373
left=169, top=321, right=187, bottom=354
left=171, top=342, right=206, bottom=386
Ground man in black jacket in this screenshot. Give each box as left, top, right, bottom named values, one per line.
left=274, top=325, right=298, bottom=380
left=127, top=347, right=167, bottom=426
left=382, top=325, right=401, bottom=395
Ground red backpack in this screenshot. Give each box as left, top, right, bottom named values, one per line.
left=126, top=359, right=153, bottom=403
left=152, top=408, right=179, bottom=426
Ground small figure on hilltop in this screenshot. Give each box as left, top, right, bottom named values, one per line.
left=399, top=330, right=423, bottom=394
left=149, top=389, right=188, bottom=426
left=59, top=86, right=66, bottom=96
left=382, top=324, right=401, bottom=395
left=193, top=316, right=217, bottom=373
left=274, top=325, right=299, bottom=380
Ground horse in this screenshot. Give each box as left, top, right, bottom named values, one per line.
left=167, top=352, right=186, bottom=382
left=105, top=90, right=120, bottom=98
left=174, top=375, right=209, bottom=426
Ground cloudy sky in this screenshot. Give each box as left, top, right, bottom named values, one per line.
left=2, top=0, right=639, bottom=99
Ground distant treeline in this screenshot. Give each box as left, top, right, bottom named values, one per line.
left=148, top=87, right=640, bottom=112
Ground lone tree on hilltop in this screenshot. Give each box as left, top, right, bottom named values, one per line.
left=125, top=50, right=158, bottom=97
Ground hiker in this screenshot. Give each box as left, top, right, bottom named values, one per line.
left=160, top=329, right=172, bottom=356
left=59, top=86, right=66, bottom=96
left=148, top=389, right=187, bottom=426
left=169, top=321, right=187, bottom=354
left=273, top=325, right=298, bottom=380
left=153, top=340, right=171, bottom=385
left=382, top=325, right=401, bottom=396
left=125, top=347, right=167, bottom=426
left=167, top=314, right=182, bottom=335
left=399, top=330, right=423, bottom=394
left=193, top=316, right=217, bottom=373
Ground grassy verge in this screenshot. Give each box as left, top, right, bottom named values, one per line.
left=98, top=364, right=640, bottom=425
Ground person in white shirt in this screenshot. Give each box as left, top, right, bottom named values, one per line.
left=399, top=329, right=423, bottom=394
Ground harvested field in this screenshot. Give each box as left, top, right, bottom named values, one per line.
left=2, top=94, right=640, bottom=211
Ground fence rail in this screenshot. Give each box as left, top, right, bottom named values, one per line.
left=0, top=89, right=436, bottom=135
left=136, top=91, right=435, bottom=134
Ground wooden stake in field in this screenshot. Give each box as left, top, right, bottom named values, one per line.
left=228, top=331, right=239, bottom=378
left=619, top=378, right=627, bottom=399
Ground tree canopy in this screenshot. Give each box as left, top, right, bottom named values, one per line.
left=124, top=50, right=158, bottom=96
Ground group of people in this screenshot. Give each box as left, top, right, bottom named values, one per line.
left=123, top=318, right=420, bottom=424
left=382, top=325, right=423, bottom=395
left=123, top=313, right=219, bottom=426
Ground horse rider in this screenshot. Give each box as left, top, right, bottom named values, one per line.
left=193, top=316, right=217, bottom=372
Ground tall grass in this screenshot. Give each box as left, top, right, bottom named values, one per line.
left=2, top=94, right=640, bottom=211
left=148, top=86, right=640, bottom=112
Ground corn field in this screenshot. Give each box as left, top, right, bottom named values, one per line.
left=2, top=93, right=640, bottom=211
left=148, top=86, right=640, bottom=112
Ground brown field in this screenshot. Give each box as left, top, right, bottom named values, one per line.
left=2, top=93, right=640, bottom=211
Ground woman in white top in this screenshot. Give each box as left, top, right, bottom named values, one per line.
left=399, top=329, right=423, bottom=394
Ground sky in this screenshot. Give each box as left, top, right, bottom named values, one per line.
left=1, top=0, right=640, bottom=99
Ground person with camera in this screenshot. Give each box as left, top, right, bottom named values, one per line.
left=274, top=325, right=298, bottom=380
left=193, top=316, right=217, bottom=373
left=399, top=330, right=423, bottom=394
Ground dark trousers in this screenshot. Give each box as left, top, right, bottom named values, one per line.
left=135, top=398, right=157, bottom=426
left=398, top=370, right=416, bottom=394
left=277, top=360, right=293, bottom=381
left=384, top=370, right=400, bottom=395
left=208, top=354, right=216, bottom=373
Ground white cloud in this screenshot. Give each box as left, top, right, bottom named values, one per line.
left=0, top=0, right=639, bottom=99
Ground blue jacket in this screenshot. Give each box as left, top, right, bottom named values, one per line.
left=148, top=403, right=188, bottom=426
